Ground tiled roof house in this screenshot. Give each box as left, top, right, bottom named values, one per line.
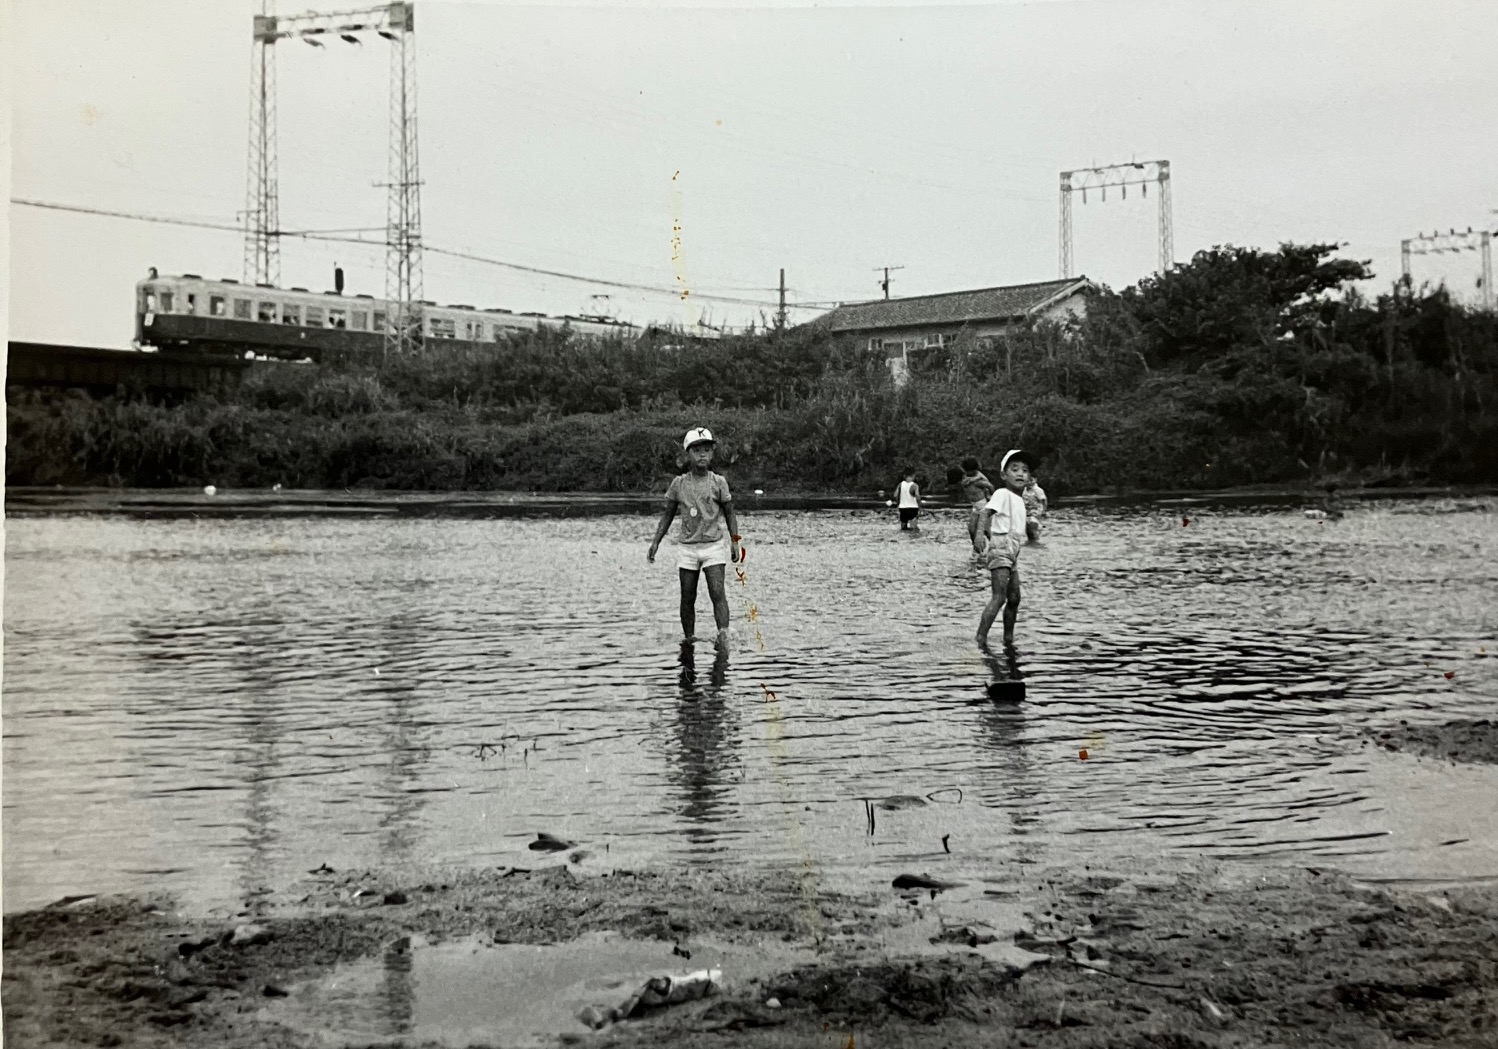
left=805, top=276, right=1095, bottom=382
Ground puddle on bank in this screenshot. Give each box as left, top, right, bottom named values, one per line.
left=264, top=931, right=819, bottom=1048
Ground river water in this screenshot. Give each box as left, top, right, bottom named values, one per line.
left=5, top=494, right=1497, bottom=914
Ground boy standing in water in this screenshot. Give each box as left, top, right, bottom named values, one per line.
left=896, top=468, right=922, bottom=531
left=648, top=427, right=741, bottom=646
left=959, top=457, right=995, bottom=543
left=973, top=449, right=1033, bottom=647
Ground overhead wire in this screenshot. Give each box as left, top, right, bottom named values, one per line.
left=10, top=197, right=837, bottom=312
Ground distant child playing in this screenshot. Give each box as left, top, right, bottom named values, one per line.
left=1023, top=473, right=1048, bottom=543
left=973, top=449, right=1034, bottom=646
left=648, top=427, right=742, bottom=645
left=959, top=457, right=995, bottom=543
left=896, top=469, right=922, bottom=531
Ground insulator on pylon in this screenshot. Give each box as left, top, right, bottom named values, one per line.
left=341, top=34, right=361, bottom=44
left=1142, top=182, right=1148, bottom=198
left=1123, top=185, right=1127, bottom=199
left=1081, top=189, right=1087, bottom=204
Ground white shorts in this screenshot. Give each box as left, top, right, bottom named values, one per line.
left=677, top=537, right=731, bottom=572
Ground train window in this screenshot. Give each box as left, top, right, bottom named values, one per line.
left=430, top=317, right=456, bottom=338
left=234, top=298, right=251, bottom=320
left=144, top=292, right=158, bottom=313
left=327, top=308, right=347, bottom=329
left=185, top=293, right=197, bottom=315
left=281, top=305, right=300, bottom=325
left=373, top=310, right=387, bottom=331
left=210, top=295, right=227, bottom=317
left=305, top=306, right=324, bottom=327
left=350, top=311, right=368, bottom=330
left=257, top=301, right=277, bottom=323
left=160, top=291, right=174, bottom=312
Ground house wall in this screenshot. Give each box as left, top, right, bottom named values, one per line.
left=862, top=289, right=1092, bottom=387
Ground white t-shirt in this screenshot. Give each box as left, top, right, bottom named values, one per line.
left=897, top=480, right=920, bottom=508
left=982, top=487, right=1027, bottom=540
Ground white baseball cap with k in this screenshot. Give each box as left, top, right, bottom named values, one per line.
left=683, top=427, right=715, bottom=449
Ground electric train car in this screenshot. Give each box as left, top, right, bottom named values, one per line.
left=135, top=273, right=636, bottom=361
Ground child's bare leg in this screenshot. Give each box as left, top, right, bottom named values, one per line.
left=1002, top=569, right=1022, bottom=644
left=976, top=567, right=1011, bottom=645
left=703, top=563, right=730, bottom=642
left=678, top=568, right=700, bottom=638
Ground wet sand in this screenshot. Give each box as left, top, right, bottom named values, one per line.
left=7, top=851, right=1496, bottom=1048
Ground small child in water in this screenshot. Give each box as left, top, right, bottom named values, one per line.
left=647, top=427, right=742, bottom=646
left=1022, top=473, right=1048, bottom=542
left=896, top=468, right=922, bottom=531
left=959, top=457, right=995, bottom=543
left=973, top=449, right=1034, bottom=647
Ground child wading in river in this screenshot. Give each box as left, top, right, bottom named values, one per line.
left=973, top=449, right=1034, bottom=647
left=896, top=468, right=922, bottom=531
left=959, top=457, right=996, bottom=543
left=648, top=427, right=742, bottom=646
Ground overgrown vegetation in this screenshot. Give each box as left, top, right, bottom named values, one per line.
left=9, top=243, right=1497, bottom=495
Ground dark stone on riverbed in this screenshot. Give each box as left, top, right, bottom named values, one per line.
left=986, top=680, right=1026, bottom=702
left=1368, top=719, right=1498, bottom=766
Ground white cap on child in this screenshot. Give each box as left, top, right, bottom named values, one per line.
left=1000, top=449, right=1034, bottom=473
left=683, top=427, right=714, bottom=449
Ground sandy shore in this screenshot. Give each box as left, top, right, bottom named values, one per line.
left=7, top=720, right=1498, bottom=1047
left=6, top=853, right=1497, bottom=1049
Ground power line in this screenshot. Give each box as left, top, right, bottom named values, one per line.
left=10, top=196, right=820, bottom=311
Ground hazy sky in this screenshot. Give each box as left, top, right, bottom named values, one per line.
left=7, top=0, right=1497, bottom=347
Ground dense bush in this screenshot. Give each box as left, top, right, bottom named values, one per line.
left=9, top=243, right=1497, bottom=494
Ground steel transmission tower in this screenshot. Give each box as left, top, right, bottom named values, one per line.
left=1059, top=160, right=1173, bottom=279
left=383, top=1, right=423, bottom=357
left=1401, top=227, right=1493, bottom=311
left=241, top=2, right=423, bottom=354
left=244, top=1, right=280, bottom=287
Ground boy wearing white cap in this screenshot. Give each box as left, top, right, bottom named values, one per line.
left=973, top=449, right=1034, bottom=646
left=647, top=427, right=742, bottom=645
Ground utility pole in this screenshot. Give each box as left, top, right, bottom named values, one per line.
left=776, top=268, right=787, bottom=330
left=1059, top=159, right=1173, bottom=278
left=241, top=1, right=423, bottom=355
left=874, top=265, right=904, bottom=300
left=1402, top=227, right=1494, bottom=311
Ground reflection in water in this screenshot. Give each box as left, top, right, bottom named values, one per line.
left=664, top=641, right=739, bottom=846
left=4, top=500, right=1497, bottom=912
left=377, top=941, right=415, bottom=1040
left=975, top=643, right=1041, bottom=852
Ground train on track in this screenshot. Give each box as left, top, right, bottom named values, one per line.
left=135, top=271, right=637, bottom=362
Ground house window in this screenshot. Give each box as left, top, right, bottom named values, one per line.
left=281, top=305, right=301, bottom=325
left=327, top=308, right=347, bottom=329
left=923, top=333, right=946, bottom=349
left=233, top=298, right=252, bottom=320
left=257, top=301, right=277, bottom=323
left=869, top=338, right=883, bottom=352
left=304, top=306, right=324, bottom=327
left=159, top=291, right=175, bottom=312
left=350, top=310, right=368, bottom=331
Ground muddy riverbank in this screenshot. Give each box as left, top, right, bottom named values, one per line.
left=6, top=855, right=1496, bottom=1049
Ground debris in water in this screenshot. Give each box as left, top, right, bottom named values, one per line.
left=529, top=833, right=576, bottom=853
left=891, top=873, right=962, bottom=891
left=1444, top=671, right=1456, bottom=680
left=1079, top=749, right=1089, bottom=760
left=578, top=968, right=721, bottom=1030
